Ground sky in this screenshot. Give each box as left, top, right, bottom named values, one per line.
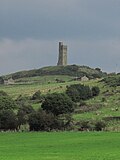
left=0, top=0, right=120, bottom=75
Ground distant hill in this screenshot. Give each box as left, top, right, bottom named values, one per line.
left=2, top=65, right=107, bottom=80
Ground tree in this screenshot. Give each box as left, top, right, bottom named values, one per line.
left=17, top=104, right=35, bottom=126
left=0, top=96, right=18, bottom=111
left=0, top=110, right=18, bottom=131
left=28, top=110, right=55, bottom=131
left=66, top=87, right=79, bottom=102
left=66, top=84, right=92, bottom=102
left=41, top=93, right=74, bottom=116
left=28, top=109, right=73, bottom=131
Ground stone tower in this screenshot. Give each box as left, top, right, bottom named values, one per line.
left=57, top=42, right=67, bottom=66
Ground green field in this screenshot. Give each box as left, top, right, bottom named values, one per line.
left=0, top=75, right=78, bottom=99
left=0, top=74, right=120, bottom=132
left=0, top=76, right=120, bottom=123
left=0, top=132, right=120, bottom=160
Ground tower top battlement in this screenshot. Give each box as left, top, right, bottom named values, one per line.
left=57, top=42, right=67, bottom=66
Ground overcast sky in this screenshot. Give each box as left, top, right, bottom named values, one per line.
left=0, top=0, right=120, bottom=75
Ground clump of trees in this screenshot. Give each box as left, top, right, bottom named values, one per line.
left=29, top=93, right=74, bottom=131
left=0, top=91, right=18, bottom=131
left=41, top=93, right=74, bottom=116
left=0, top=110, right=18, bottom=131
left=28, top=110, right=55, bottom=131
left=66, top=84, right=100, bottom=102
left=17, top=104, right=35, bottom=127
left=101, top=75, right=120, bottom=87
left=0, top=83, right=101, bottom=132
left=9, top=65, right=106, bottom=80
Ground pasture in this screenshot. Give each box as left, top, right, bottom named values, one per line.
left=0, top=75, right=120, bottom=127
left=0, top=75, right=78, bottom=99
left=0, top=132, right=120, bottom=160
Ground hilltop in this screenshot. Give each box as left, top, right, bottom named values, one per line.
left=2, top=65, right=107, bottom=80
left=0, top=66, right=120, bottom=131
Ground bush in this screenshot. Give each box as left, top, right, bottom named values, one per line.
left=101, top=75, right=120, bottom=87
left=92, top=86, right=100, bottom=96
left=0, top=110, right=18, bottom=131
left=76, top=120, right=94, bottom=131
left=31, top=90, right=41, bottom=100
left=66, top=84, right=92, bottom=102
left=0, top=96, right=18, bottom=111
left=28, top=110, right=55, bottom=131
left=16, top=95, right=30, bottom=107
left=28, top=109, right=73, bottom=131
left=17, top=104, right=35, bottom=126
left=95, top=121, right=106, bottom=131
left=41, top=93, right=74, bottom=116
left=66, top=87, right=80, bottom=102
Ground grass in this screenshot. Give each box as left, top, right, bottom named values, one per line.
left=0, top=77, right=101, bottom=99
left=0, top=76, right=120, bottom=122
left=15, top=75, right=73, bottom=84
left=0, top=132, right=120, bottom=160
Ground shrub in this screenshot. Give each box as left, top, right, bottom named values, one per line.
left=66, top=87, right=80, bottom=102
left=91, top=86, right=100, bottom=96
left=41, top=93, right=74, bottom=116
left=0, top=96, right=18, bottom=111
left=76, top=120, right=94, bottom=131
left=28, top=109, right=73, bottom=131
left=95, top=121, right=106, bottom=131
left=17, top=104, right=35, bottom=126
left=31, top=90, right=41, bottom=100
left=28, top=110, right=55, bottom=131
left=66, top=84, right=92, bottom=102
left=16, top=95, right=30, bottom=107
left=0, top=110, right=18, bottom=131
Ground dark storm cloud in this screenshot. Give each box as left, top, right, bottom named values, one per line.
left=0, top=0, right=120, bottom=40
left=0, top=0, right=120, bottom=75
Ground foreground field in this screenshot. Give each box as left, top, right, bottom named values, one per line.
left=0, top=132, right=120, bottom=160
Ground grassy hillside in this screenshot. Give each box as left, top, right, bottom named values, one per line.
left=0, top=75, right=120, bottom=121
left=2, top=65, right=107, bottom=80
left=0, top=76, right=79, bottom=98
left=0, top=72, right=120, bottom=131
left=0, top=132, right=120, bottom=160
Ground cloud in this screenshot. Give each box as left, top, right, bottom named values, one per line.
left=0, top=38, right=120, bottom=75
left=68, top=39, right=120, bottom=72
left=0, top=0, right=120, bottom=74
left=0, top=0, right=120, bottom=40
left=0, top=38, right=59, bottom=75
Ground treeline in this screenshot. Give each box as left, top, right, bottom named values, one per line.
left=0, top=84, right=104, bottom=132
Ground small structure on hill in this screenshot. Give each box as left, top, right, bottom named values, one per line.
left=57, top=42, right=67, bottom=66
left=73, top=76, right=89, bottom=81
left=4, top=78, right=15, bottom=85
left=81, top=76, right=89, bottom=82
